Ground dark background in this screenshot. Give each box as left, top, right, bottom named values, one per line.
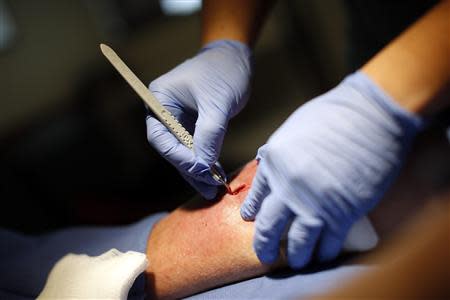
left=0, top=0, right=446, bottom=234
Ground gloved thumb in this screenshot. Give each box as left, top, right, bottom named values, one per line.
left=241, top=158, right=270, bottom=220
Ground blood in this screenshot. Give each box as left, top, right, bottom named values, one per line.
left=229, top=184, right=246, bottom=195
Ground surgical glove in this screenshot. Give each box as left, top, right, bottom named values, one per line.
left=146, top=40, right=252, bottom=199
left=241, top=72, right=422, bottom=269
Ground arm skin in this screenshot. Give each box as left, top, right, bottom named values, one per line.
left=201, top=0, right=276, bottom=47
left=146, top=161, right=274, bottom=299
left=362, top=0, right=450, bottom=115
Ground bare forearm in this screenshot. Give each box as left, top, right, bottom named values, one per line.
left=201, top=0, right=276, bottom=46
left=362, top=0, right=450, bottom=114
left=145, top=161, right=271, bottom=299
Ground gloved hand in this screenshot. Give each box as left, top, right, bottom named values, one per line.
left=146, top=40, right=252, bottom=199
left=240, top=72, right=422, bottom=269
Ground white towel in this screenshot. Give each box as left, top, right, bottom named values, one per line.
left=344, top=216, right=379, bottom=252
left=37, top=249, right=147, bottom=300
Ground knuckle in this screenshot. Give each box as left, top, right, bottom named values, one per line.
left=288, top=219, right=322, bottom=246
left=253, top=234, right=269, bottom=250
left=265, top=141, right=282, bottom=157
left=196, top=118, right=226, bottom=143
left=256, top=145, right=268, bottom=160
left=242, top=198, right=259, bottom=217
left=149, top=79, right=163, bottom=92
left=255, top=218, right=281, bottom=245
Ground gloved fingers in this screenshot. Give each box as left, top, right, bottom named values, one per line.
left=192, top=107, right=229, bottom=167
left=147, top=89, right=196, bottom=134
left=145, top=87, right=194, bottom=163
left=286, top=216, right=323, bottom=269
left=180, top=172, right=219, bottom=200
left=146, top=117, right=212, bottom=184
left=146, top=116, right=193, bottom=164
left=253, top=195, right=293, bottom=264
left=146, top=118, right=218, bottom=198
left=316, top=225, right=349, bottom=263
left=240, top=160, right=270, bottom=220
left=147, top=86, right=225, bottom=187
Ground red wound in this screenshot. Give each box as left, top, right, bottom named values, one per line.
left=229, top=184, right=246, bottom=195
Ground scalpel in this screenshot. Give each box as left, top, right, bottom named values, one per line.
left=100, top=43, right=231, bottom=194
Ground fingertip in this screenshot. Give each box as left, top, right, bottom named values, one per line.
left=240, top=190, right=263, bottom=220
left=240, top=163, right=270, bottom=221
left=286, top=217, right=322, bottom=270
left=181, top=173, right=218, bottom=200
left=240, top=203, right=256, bottom=221
left=254, top=239, right=279, bottom=264
left=256, top=250, right=278, bottom=265
left=317, top=229, right=345, bottom=263
left=255, top=144, right=268, bottom=161
left=145, top=115, right=164, bottom=137
left=253, top=196, right=292, bottom=265
left=288, top=254, right=310, bottom=270
left=201, top=187, right=219, bottom=200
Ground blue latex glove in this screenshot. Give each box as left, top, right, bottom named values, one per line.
left=146, top=40, right=252, bottom=199
left=240, top=72, right=422, bottom=269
